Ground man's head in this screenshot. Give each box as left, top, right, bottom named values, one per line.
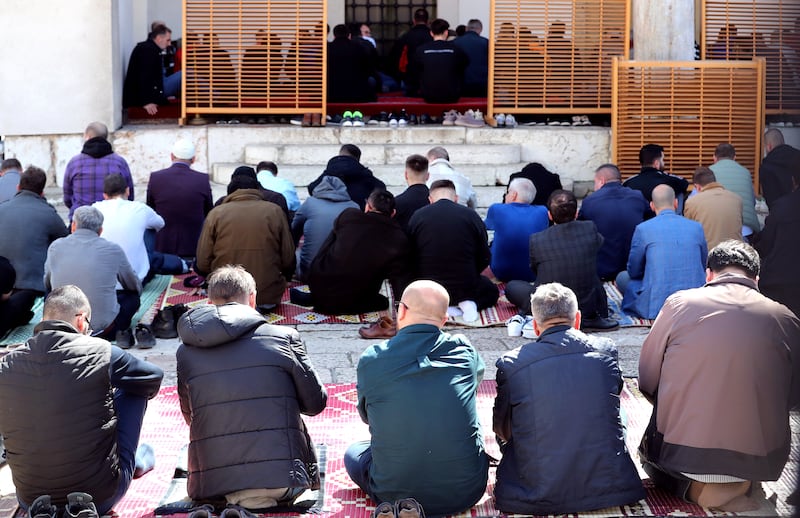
left=404, top=154, right=429, bottom=185
left=764, top=128, right=785, bottom=154
left=430, top=19, right=450, bottom=38
left=171, top=138, right=196, bottom=164
left=429, top=179, right=457, bottom=203
left=103, top=173, right=129, bottom=199
left=650, top=183, right=677, bottom=214
left=0, top=158, right=22, bottom=175
left=150, top=24, right=173, bottom=50
left=43, top=285, right=92, bottom=335
left=529, top=282, right=580, bottom=335
left=547, top=189, right=578, bottom=224
left=333, top=24, right=349, bottom=39
left=84, top=122, right=109, bottom=141
left=639, top=144, right=665, bottom=169
left=413, top=8, right=429, bottom=25
left=706, top=239, right=760, bottom=281
left=340, top=143, right=362, bottom=161
left=692, top=166, right=716, bottom=191
left=426, top=146, right=449, bottom=162
left=467, top=19, right=483, bottom=34
left=228, top=166, right=260, bottom=194
left=256, top=161, right=278, bottom=176
left=593, top=163, right=622, bottom=191
left=18, top=166, right=47, bottom=195
left=505, top=177, right=536, bottom=204
left=365, top=189, right=396, bottom=216
left=713, top=142, right=736, bottom=162
left=207, top=265, right=257, bottom=307
left=72, top=206, right=104, bottom=234
left=396, top=280, right=449, bottom=330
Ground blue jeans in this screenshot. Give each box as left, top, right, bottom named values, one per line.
left=144, top=229, right=185, bottom=284
left=163, top=71, right=182, bottom=98
left=343, top=440, right=377, bottom=502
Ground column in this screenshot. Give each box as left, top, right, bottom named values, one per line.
left=632, top=0, right=695, bottom=61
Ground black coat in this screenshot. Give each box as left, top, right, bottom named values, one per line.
left=123, top=39, right=168, bottom=107
left=394, top=183, right=430, bottom=232
left=307, top=156, right=386, bottom=210
left=508, top=163, right=562, bottom=206
left=755, top=187, right=800, bottom=316
left=327, top=36, right=376, bottom=103
left=760, top=144, right=800, bottom=209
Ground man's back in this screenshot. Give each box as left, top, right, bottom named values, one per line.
left=307, top=156, right=385, bottom=211
left=427, top=159, right=476, bottom=208
left=94, top=198, right=164, bottom=281
left=177, top=303, right=327, bottom=499
left=0, top=171, right=20, bottom=202
left=394, top=184, right=429, bottom=231
left=63, top=138, right=133, bottom=220
left=623, top=167, right=688, bottom=203
left=327, top=37, right=375, bottom=103
left=684, top=183, right=743, bottom=250
left=760, top=144, right=800, bottom=209
left=709, top=158, right=760, bottom=232
left=485, top=202, right=549, bottom=282
left=415, top=40, right=469, bottom=103
left=453, top=31, right=488, bottom=95
left=755, top=188, right=800, bottom=316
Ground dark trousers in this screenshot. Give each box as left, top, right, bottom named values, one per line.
left=343, top=440, right=378, bottom=502
left=96, top=291, right=140, bottom=339
left=0, top=289, right=41, bottom=338
left=506, top=280, right=609, bottom=318
left=471, top=275, right=500, bottom=310
left=144, top=229, right=185, bottom=285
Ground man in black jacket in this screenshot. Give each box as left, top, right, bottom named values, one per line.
left=389, top=8, right=433, bottom=96
left=760, top=128, right=800, bottom=210
left=415, top=18, right=469, bottom=103
left=327, top=24, right=376, bottom=103
left=0, top=285, right=163, bottom=516
left=123, top=24, right=181, bottom=116
left=307, top=144, right=386, bottom=210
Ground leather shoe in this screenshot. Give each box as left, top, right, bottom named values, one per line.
left=581, top=316, right=619, bottom=331
left=358, top=316, right=396, bottom=339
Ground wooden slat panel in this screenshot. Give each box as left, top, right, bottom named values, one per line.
left=701, top=0, right=800, bottom=114
left=612, top=58, right=765, bottom=188
left=182, top=0, right=326, bottom=118
left=489, top=0, right=629, bottom=115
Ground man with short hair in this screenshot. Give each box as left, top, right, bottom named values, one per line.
left=0, top=285, right=163, bottom=515
left=393, top=154, right=430, bottom=231
left=256, top=160, right=301, bottom=214
left=453, top=19, right=488, bottom=96
left=639, top=240, right=800, bottom=512
left=307, top=144, right=386, bottom=211
left=327, top=24, right=376, bottom=103
left=485, top=177, right=549, bottom=282
left=123, top=24, right=181, bottom=116
left=0, top=166, right=68, bottom=337
left=409, top=179, right=498, bottom=322
left=0, top=158, right=22, bottom=202
left=759, top=128, right=800, bottom=209
left=415, top=18, right=469, bottom=103
left=618, top=184, right=707, bottom=319
left=45, top=206, right=142, bottom=346
left=506, top=190, right=617, bottom=330
left=146, top=138, right=213, bottom=258
left=709, top=142, right=760, bottom=239
left=426, top=146, right=477, bottom=209
left=579, top=164, right=649, bottom=281
left=389, top=8, right=433, bottom=97
left=493, top=283, right=644, bottom=514
left=684, top=166, right=743, bottom=250
left=345, top=280, right=489, bottom=515
left=177, top=265, right=327, bottom=508
left=63, top=122, right=134, bottom=221
left=623, top=144, right=689, bottom=206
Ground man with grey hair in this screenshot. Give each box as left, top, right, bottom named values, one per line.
left=63, top=122, right=133, bottom=221
left=453, top=18, right=489, bottom=96
left=44, top=206, right=142, bottom=347
left=426, top=146, right=478, bottom=209
left=177, top=265, right=327, bottom=510
left=0, top=285, right=163, bottom=517
left=484, top=177, right=549, bottom=282
left=493, top=282, right=644, bottom=514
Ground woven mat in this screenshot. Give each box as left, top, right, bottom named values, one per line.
left=605, top=282, right=654, bottom=327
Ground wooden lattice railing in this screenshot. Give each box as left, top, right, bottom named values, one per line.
left=702, top=0, right=800, bottom=114
left=612, top=58, right=765, bottom=186
left=182, top=0, right=326, bottom=120
left=488, top=0, right=629, bottom=116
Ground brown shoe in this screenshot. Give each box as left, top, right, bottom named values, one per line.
left=302, top=113, right=313, bottom=127
left=358, top=316, right=396, bottom=339
left=311, top=113, right=322, bottom=126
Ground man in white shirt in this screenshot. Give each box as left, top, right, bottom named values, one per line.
left=426, top=146, right=478, bottom=209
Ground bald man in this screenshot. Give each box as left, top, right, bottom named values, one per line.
left=759, top=128, right=800, bottom=209
left=345, top=280, right=488, bottom=515
left=617, top=184, right=707, bottom=319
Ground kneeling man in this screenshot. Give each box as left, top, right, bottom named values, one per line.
left=493, top=283, right=644, bottom=514
left=345, top=280, right=489, bottom=515
left=639, top=240, right=800, bottom=511
left=177, top=265, right=327, bottom=509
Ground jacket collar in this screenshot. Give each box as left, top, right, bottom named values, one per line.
left=33, top=319, right=81, bottom=335
left=535, top=324, right=572, bottom=340
left=705, top=271, right=758, bottom=290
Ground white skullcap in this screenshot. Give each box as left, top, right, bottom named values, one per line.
left=171, top=138, right=196, bottom=160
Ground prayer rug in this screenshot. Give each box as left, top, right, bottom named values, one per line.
left=88, top=380, right=786, bottom=518
left=604, top=282, right=654, bottom=327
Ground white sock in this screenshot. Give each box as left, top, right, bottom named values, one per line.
left=447, top=306, right=463, bottom=317
left=459, top=300, right=479, bottom=322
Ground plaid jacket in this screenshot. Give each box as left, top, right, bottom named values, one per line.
left=63, top=141, right=133, bottom=220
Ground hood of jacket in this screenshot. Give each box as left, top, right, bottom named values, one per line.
left=81, top=137, right=114, bottom=159
left=324, top=155, right=373, bottom=180
left=178, top=303, right=265, bottom=348
left=312, top=175, right=351, bottom=202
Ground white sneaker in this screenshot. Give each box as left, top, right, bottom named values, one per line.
left=505, top=114, right=517, bottom=127
left=474, top=109, right=483, bottom=121
left=506, top=315, right=526, bottom=336
left=495, top=113, right=506, bottom=127
left=521, top=318, right=537, bottom=338
left=458, top=300, right=479, bottom=322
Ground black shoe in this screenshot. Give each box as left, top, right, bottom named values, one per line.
left=289, top=287, right=313, bottom=307
left=372, top=502, right=394, bottom=518
left=65, top=492, right=98, bottom=518
left=134, top=323, right=157, bottom=349
left=187, top=504, right=215, bottom=518
left=115, top=328, right=134, bottom=349
left=29, top=495, right=58, bottom=518
left=152, top=303, right=189, bottom=339
left=395, top=498, right=425, bottom=518
left=581, top=316, right=619, bottom=331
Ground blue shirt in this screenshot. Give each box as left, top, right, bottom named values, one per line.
left=257, top=172, right=301, bottom=211
left=485, top=203, right=549, bottom=282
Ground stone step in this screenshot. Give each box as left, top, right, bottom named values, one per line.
left=242, top=143, right=522, bottom=168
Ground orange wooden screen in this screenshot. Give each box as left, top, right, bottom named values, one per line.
left=701, top=0, right=800, bottom=114
left=612, top=58, right=765, bottom=186
left=182, top=0, right=326, bottom=120
left=489, top=0, right=629, bottom=116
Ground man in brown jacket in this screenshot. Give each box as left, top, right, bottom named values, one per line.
left=196, top=188, right=295, bottom=311
left=683, top=167, right=743, bottom=250
left=638, top=240, right=800, bottom=512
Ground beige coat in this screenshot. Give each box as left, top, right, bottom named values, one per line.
left=196, top=189, right=295, bottom=305
left=684, top=182, right=743, bottom=250
left=639, top=273, right=800, bottom=480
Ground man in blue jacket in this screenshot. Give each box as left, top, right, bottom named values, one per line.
left=493, top=282, right=644, bottom=514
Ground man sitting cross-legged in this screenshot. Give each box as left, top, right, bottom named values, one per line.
left=0, top=285, right=163, bottom=517
left=177, top=265, right=327, bottom=510
left=493, top=282, right=644, bottom=514
left=345, top=280, right=489, bottom=516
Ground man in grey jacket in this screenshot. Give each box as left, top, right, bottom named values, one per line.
left=177, top=265, right=327, bottom=509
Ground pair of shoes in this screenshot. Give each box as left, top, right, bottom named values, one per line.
left=581, top=316, right=619, bottom=331
left=187, top=504, right=215, bottom=518
left=115, top=328, right=135, bottom=349
left=442, top=109, right=459, bottom=126
left=358, top=316, right=396, bottom=339
left=454, top=111, right=485, bottom=127
left=342, top=110, right=365, bottom=127
left=521, top=318, right=538, bottom=339
left=66, top=492, right=98, bottom=518
left=506, top=314, right=532, bottom=337
left=377, top=111, right=390, bottom=126
left=29, top=495, right=58, bottom=518
left=571, top=115, right=591, bottom=126
left=152, top=303, right=190, bottom=339
left=134, top=323, right=157, bottom=348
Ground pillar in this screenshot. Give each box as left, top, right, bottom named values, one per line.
left=632, top=0, right=695, bottom=61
